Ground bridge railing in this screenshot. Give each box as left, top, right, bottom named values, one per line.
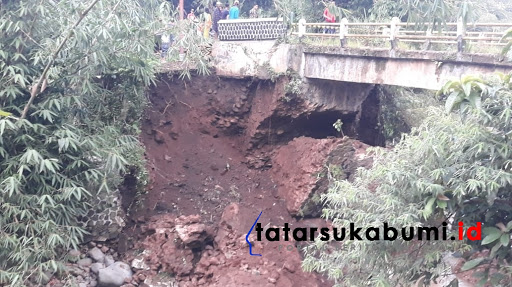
left=218, top=18, right=287, bottom=41
left=292, top=18, right=512, bottom=53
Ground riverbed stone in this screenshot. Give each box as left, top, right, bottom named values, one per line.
left=91, top=262, right=105, bottom=274
left=98, top=262, right=133, bottom=287
left=88, top=247, right=105, bottom=263
left=104, top=255, right=115, bottom=267
left=77, top=258, right=93, bottom=268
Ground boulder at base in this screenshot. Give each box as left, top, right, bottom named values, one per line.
left=98, top=262, right=133, bottom=287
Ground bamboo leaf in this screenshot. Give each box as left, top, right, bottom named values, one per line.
left=461, top=258, right=485, bottom=271
left=0, top=110, right=12, bottom=117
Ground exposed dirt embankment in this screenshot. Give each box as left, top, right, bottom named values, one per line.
left=272, top=137, right=372, bottom=217
left=117, top=74, right=381, bottom=287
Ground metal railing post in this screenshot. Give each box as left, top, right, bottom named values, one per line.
left=457, top=17, right=466, bottom=53
left=339, top=18, right=348, bottom=47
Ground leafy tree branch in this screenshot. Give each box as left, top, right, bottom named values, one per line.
left=20, top=0, right=101, bottom=119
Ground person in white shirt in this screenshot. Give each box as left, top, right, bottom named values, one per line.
left=160, top=21, right=173, bottom=58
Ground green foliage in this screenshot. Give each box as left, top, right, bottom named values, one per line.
left=501, top=27, right=512, bottom=58
left=0, top=110, right=12, bottom=117
left=369, top=0, right=404, bottom=21
left=158, top=2, right=212, bottom=79
left=0, top=0, right=164, bottom=284
left=437, top=75, right=488, bottom=113
left=284, top=77, right=303, bottom=95
left=332, top=119, right=344, bottom=136
left=370, top=0, right=479, bottom=29
left=378, top=86, right=440, bottom=143
left=303, top=73, right=512, bottom=286
left=273, top=0, right=328, bottom=23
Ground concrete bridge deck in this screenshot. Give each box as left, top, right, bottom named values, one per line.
left=212, top=41, right=512, bottom=90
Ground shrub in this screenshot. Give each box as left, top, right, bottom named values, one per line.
left=303, top=73, right=512, bottom=286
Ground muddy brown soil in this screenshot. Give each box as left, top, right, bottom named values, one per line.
left=134, top=76, right=290, bottom=224
left=118, top=74, right=379, bottom=287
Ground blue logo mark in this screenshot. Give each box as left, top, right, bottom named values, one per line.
left=246, top=211, right=263, bottom=256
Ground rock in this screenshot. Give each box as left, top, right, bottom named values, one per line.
left=169, top=132, right=179, bottom=140
left=137, top=273, right=146, bottom=281
left=143, top=276, right=178, bottom=287
left=174, top=215, right=212, bottom=248
left=90, top=280, right=98, bottom=287
left=98, top=262, right=133, bottom=287
left=154, top=132, right=165, bottom=144
left=90, top=262, right=105, bottom=274
left=283, top=261, right=296, bottom=273
left=104, top=255, right=115, bottom=267
left=159, top=119, right=172, bottom=126
left=209, top=257, right=220, bottom=266
left=101, top=246, right=109, bottom=253
left=96, top=236, right=108, bottom=242
left=69, top=249, right=81, bottom=257
left=68, top=266, right=85, bottom=276
left=131, top=257, right=150, bottom=271
left=77, top=258, right=93, bottom=267
left=164, top=155, right=172, bottom=162
left=79, top=283, right=87, bottom=287
left=88, top=247, right=106, bottom=263
left=68, top=249, right=81, bottom=262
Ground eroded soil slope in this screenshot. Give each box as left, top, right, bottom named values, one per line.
left=119, top=74, right=378, bottom=287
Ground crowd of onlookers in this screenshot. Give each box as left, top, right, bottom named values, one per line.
left=158, top=0, right=341, bottom=58
left=158, top=1, right=262, bottom=59
left=183, top=1, right=261, bottom=39
left=158, top=1, right=263, bottom=59
left=157, top=1, right=266, bottom=59
left=209, top=1, right=260, bottom=38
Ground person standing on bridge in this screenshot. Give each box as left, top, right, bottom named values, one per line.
left=249, top=5, right=260, bottom=19
left=212, top=2, right=223, bottom=38
left=323, top=0, right=336, bottom=34
left=202, top=7, right=212, bottom=39
left=187, top=9, right=197, bottom=21
left=229, top=0, right=240, bottom=20
left=222, top=3, right=230, bottom=19
left=160, top=21, right=172, bottom=59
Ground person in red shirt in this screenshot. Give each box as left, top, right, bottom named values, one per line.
left=323, top=0, right=336, bottom=34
